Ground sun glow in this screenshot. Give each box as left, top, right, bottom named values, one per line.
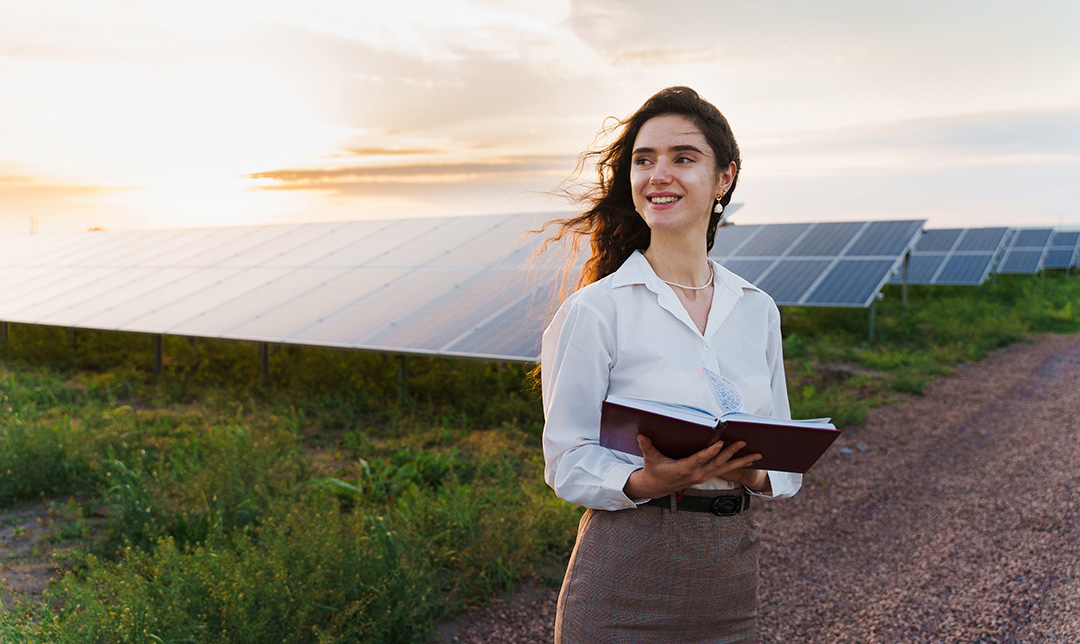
left=3, top=45, right=344, bottom=229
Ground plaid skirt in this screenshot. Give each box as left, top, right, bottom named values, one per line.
left=555, top=490, right=760, bottom=644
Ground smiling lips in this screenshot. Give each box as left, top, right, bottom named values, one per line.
left=648, top=194, right=681, bottom=205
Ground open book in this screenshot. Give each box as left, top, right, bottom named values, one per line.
left=599, top=394, right=840, bottom=474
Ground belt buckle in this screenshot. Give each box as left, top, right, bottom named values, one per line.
left=710, top=495, right=741, bottom=516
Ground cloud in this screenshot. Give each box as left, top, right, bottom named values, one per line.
left=745, top=107, right=1080, bottom=178
left=248, top=154, right=575, bottom=193
left=338, top=147, right=446, bottom=157
left=0, top=171, right=124, bottom=198
left=732, top=106, right=1080, bottom=228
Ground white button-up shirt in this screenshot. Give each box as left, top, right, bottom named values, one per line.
left=541, top=250, right=802, bottom=511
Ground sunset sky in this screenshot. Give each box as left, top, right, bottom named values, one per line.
left=1, top=0, right=1078, bottom=235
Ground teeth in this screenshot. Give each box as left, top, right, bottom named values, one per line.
left=650, top=196, right=680, bottom=204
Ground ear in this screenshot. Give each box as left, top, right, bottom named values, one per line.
left=717, top=161, right=738, bottom=195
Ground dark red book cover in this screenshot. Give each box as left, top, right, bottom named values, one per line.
left=599, top=398, right=840, bottom=474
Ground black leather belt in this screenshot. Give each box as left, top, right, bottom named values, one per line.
left=645, top=491, right=750, bottom=516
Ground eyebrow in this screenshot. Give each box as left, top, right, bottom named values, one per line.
left=632, top=144, right=708, bottom=156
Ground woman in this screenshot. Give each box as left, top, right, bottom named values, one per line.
left=540, top=86, right=802, bottom=643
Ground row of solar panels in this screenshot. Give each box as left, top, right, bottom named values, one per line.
left=0, top=215, right=1076, bottom=363
left=888, top=227, right=1080, bottom=286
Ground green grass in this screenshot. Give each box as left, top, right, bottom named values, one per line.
left=1, top=271, right=1078, bottom=642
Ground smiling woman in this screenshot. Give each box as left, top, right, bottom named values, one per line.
left=538, top=86, right=799, bottom=643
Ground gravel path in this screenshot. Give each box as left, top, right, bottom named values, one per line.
left=441, top=332, right=1080, bottom=643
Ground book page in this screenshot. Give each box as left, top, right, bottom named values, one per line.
left=603, top=394, right=718, bottom=426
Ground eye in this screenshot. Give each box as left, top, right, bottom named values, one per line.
left=675, top=155, right=694, bottom=164
left=633, top=156, right=652, bottom=167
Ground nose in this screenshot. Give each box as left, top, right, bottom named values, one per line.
left=649, top=159, right=673, bottom=185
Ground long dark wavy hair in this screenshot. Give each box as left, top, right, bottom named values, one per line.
left=539, top=86, right=742, bottom=294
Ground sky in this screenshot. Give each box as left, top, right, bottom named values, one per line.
left=1, top=0, right=1078, bottom=235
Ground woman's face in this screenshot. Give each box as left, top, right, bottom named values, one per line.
left=630, top=114, right=734, bottom=239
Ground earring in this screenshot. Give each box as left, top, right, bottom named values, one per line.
left=713, top=194, right=724, bottom=215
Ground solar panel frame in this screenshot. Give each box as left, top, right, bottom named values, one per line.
left=888, top=227, right=1010, bottom=286
left=1043, top=231, right=1080, bottom=270
left=0, top=213, right=559, bottom=363
left=3, top=214, right=935, bottom=363
left=711, top=219, right=926, bottom=307
left=994, top=227, right=1054, bottom=275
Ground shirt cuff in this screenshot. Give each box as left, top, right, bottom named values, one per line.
left=605, top=462, right=647, bottom=510
left=745, top=470, right=801, bottom=499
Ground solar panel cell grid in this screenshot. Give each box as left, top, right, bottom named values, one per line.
left=806, top=259, right=895, bottom=306
left=38, top=230, right=153, bottom=267
left=999, top=249, right=1045, bottom=274
left=72, top=268, right=206, bottom=329
left=124, top=268, right=296, bottom=334
left=787, top=222, right=863, bottom=257
left=710, top=225, right=761, bottom=256
left=0, top=235, right=84, bottom=268
left=754, top=259, right=831, bottom=304
left=915, top=229, right=963, bottom=252
left=444, top=274, right=559, bottom=359
left=1050, top=231, right=1080, bottom=246
left=956, top=228, right=1009, bottom=252
left=224, top=268, right=411, bottom=341
left=1, top=267, right=128, bottom=319
left=121, top=228, right=222, bottom=267
left=370, top=217, right=496, bottom=267
left=1014, top=229, right=1053, bottom=247
left=712, top=219, right=925, bottom=306
left=174, top=268, right=359, bottom=338
left=846, top=220, right=924, bottom=256
left=174, top=226, right=299, bottom=267
left=1043, top=249, right=1076, bottom=270
left=936, top=254, right=995, bottom=284
left=365, top=270, right=531, bottom=351
left=432, top=213, right=540, bottom=266
left=290, top=268, right=473, bottom=345
left=721, top=259, right=774, bottom=284
left=905, top=255, right=946, bottom=283
left=733, top=223, right=809, bottom=256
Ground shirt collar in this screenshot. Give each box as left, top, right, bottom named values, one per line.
left=610, top=249, right=761, bottom=299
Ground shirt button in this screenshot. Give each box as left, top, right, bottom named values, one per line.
left=703, top=345, right=711, bottom=351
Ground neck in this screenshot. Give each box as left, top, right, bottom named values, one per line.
left=643, top=233, right=711, bottom=289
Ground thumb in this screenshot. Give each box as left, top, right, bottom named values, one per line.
left=636, top=433, right=662, bottom=459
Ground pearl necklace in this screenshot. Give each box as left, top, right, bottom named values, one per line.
left=662, top=268, right=714, bottom=291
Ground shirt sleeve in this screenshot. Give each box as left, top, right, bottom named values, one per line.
left=541, top=296, right=642, bottom=511
left=753, top=302, right=803, bottom=499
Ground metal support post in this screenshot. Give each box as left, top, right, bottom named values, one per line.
left=260, top=342, right=270, bottom=382
left=1, top=322, right=8, bottom=346
left=399, top=355, right=409, bottom=399
left=901, top=252, right=909, bottom=312
left=153, top=334, right=164, bottom=375
left=69, top=328, right=78, bottom=352
left=869, top=299, right=877, bottom=344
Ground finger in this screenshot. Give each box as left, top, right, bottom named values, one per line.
left=636, top=434, right=671, bottom=461
left=686, top=439, right=726, bottom=465
left=694, top=454, right=762, bottom=486
left=710, top=440, right=748, bottom=464
left=722, top=453, right=763, bottom=472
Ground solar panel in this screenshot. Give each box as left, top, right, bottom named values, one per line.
left=0, top=213, right=556, bottom=363
left=710, top=220, right=926, bottom=307
left=1043, top=231, right=1080, bottom=270
left=888, top=227, right=1009, bottom=285
left=994, top=228, right=1054, bottom=274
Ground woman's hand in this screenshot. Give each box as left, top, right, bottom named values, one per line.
left=623, top=434, right=768, bottom=500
